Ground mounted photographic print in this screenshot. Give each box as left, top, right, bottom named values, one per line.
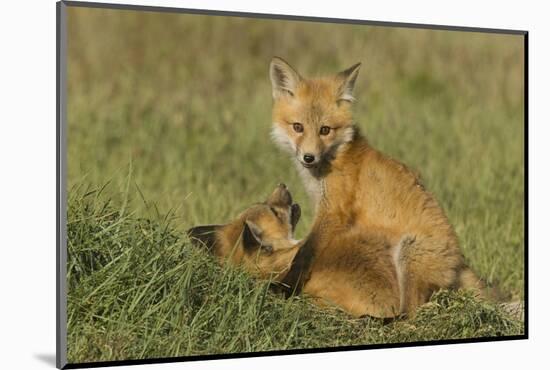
left=56, top=1, right=527, bottom=368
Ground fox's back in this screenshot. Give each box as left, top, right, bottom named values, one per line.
left=322, top=138, right=457, bottom=246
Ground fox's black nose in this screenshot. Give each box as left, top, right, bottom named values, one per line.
left=303, top=154, right=315, bottom=163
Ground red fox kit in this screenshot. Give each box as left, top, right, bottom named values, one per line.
left=188, top=184, right=405, bottom=318
left=269, top=57, right=486, bottom=316
left=188, top=184, right=302, bottom=281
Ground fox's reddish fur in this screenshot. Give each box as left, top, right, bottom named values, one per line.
left=188, top=185, right=303, bottom=282
left=188, top=58, right=494, bottom=320
left=269, top=57, right=486, bottom=317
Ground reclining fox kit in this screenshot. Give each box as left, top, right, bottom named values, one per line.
left=188, top=184, right=302, bottom=282
left=190, top=184, right=417, bottom=318
left=189, top=58, right=493, bottom=319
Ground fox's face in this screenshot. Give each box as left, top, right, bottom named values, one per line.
left=269, top=57, right=361, bottom=170
left=187, top=184, right=301, bottom=279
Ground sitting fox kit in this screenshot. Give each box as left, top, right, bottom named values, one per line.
left=268, top=57, right=485, bottom=316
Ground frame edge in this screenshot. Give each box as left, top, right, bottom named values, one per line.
left=57, top=1, right=68, bottom=368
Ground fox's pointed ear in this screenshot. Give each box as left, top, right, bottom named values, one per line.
left=242, top=220, right=263, bottom=252
left=270, top=57, right=302, bottom=99
left=187, top=224, right=222, bottom=251
left=336, top=62, right=361, bottom=103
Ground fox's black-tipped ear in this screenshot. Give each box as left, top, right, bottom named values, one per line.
left=242, top=221, right=262, bottom=252
left=243, top=221, right=275, bottom=254
left=187, top=225, right=221, bottom=251
left=270, top=57, right=302, bottom=99
left=336, top=62, right=361, bottom=103
left=290, top=203, right=301, bottom=232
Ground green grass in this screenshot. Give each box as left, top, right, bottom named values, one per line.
left=67, top=190, right=523, bottom=362
left=66, top=7, right=525, bottom=363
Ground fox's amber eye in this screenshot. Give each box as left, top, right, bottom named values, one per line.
left=319, top=126, right=331, bottom=136
left=292, top=123, right=304, bottom=133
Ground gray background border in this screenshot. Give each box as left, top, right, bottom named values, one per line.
left=56, top=1, right=67, bottom=368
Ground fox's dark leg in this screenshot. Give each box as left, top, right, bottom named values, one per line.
left=274, top=234, right=317, bottom=297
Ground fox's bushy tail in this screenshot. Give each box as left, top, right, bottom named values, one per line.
left=457, top=266, right=523, bottom=319
left=457, top=266, right=509, bottom=302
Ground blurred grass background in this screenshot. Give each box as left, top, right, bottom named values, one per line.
left=66, top=6, right=524, bottom=364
